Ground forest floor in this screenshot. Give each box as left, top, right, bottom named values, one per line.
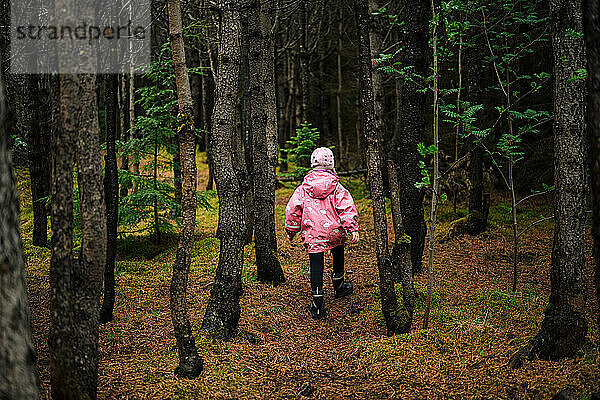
left=18, top=153, right=600, bottom=400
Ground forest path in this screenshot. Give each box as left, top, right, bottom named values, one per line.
left=19, top=160, right=599, bottom=399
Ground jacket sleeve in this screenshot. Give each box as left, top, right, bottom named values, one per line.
left=334, top=184, right=359, bottom=233
left=285, top=187, right=304, bottom=233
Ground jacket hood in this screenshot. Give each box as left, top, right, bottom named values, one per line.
left=302, top=170, right=339, bottom=199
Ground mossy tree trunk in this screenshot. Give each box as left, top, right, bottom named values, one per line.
left=201, top=0, right=246, bottom=340
left=167, top=0, right=204, bottom=378
left=387, top=159, right=415, bottom=331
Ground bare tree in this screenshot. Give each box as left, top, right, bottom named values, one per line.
left=356, top=0, right=406, bottom=335
left=510, top=0, right=588, bottom=367
left=167, top=0, right=204, bottom=378
left=0, top=65, right=41, bottom=400
left=201, top=0, right=247, bottom=340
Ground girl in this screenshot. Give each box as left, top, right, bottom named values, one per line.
left=284, top=147, right=359, bottom=319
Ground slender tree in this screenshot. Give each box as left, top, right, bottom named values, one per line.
left=510, top=0, right=588, bottom=366
left=167, top=0, right=204, bottom=378
left=585, top=0, right=600, bottom=329
left=397, top=1, right=428, bottom=274
left=0, top=66, right=41, bottom=400
left=423, top=0, right=440, bottom=330
left=356, top=0, right=406, bottom=335
left=27, top=75, right=52, bottom=247
left=100, top=74, right=119, bottom=324
left=201, top=0, right=246, bottom=340
left=247, top=0, right=285, bottom=285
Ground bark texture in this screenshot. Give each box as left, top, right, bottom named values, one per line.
left=49, top=72, right=107, bottom=399
left=49, top=3, right=107, bottom=396
left=247, top=0, right=285, bottom=285
left=585, top=0, right=600, bottom=330
left=201, top=0, right=246, bottom=340
left=356, top=0, right=406, bottom=335
left=0, top=66, right=41, bottom=400
left=167, top=0, right=204, bottom=378
left=397, top=1, right=428, bottom=274
left=100, top=74, right=119, bottom=324
left=511, top=0, right=588, bottom=366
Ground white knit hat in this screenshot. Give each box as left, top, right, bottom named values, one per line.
left=311, top=147, right=335, bottom=170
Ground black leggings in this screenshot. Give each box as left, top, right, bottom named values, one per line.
left=308, top=245, right=344, bottom=292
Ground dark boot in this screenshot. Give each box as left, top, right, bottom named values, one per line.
left=332, top=272, right=353, bottom=298
left=309, top=288, right=326, bottom=319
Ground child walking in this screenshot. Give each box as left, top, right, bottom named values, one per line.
left=284, top=147, right=359, bottom=319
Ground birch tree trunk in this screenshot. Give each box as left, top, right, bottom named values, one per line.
left=167, top=0, right=204, bottom=378
left=201, top=0, right=246, bottom=340
left=510, top=0, right=588, bottom=366
left=0, top=65, right=41, bottom=400
left=585, top=0, right=600, bottom=330
left=356, top=0, right=405, bottom=335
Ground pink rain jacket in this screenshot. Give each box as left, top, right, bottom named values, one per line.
left=285, top=170, right=359, bottom=253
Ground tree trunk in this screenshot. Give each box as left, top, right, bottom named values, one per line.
left=356, top=0, right=405, bottom=335
left=201, top=0, right=246, bottom=340
left=49, top=72, right=107, bottom=399
left=464, top=36, right=487, bottom=235
left=299, top=0, right=310, bottom=124
left=511, top=0, right=588, bottom=367
left=585, top=0, right=600, bottom=330
left=202, top=55, right=215, bottom=190
left=100, top=74, right=119, bottom=324
left=167, top=0, right=204, bottom=378
left=240, top=13, right=254, bottom=245
left=387, top=159, right=415, bottom=332
left=0, top=66, right=41, bottom=400
left=173, top=141, right=182, bottom=216
left=27, top=75, right=52, bottom=247
left=247, top=0, right=285, bottom=285
left=120, top=74, right=131, bottom=198
left=423, top=3, right=440, bottom=330
left=397, top=1, right=428, bottom=274
left=336, top=9, right=344, bottom=163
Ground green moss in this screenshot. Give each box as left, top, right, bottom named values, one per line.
left=396, top=233, right=411, bottom=244
left=363, top=282, right=443, bottom=327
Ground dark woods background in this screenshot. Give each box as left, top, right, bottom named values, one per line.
left=0, top=0, right=555, bottom=194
